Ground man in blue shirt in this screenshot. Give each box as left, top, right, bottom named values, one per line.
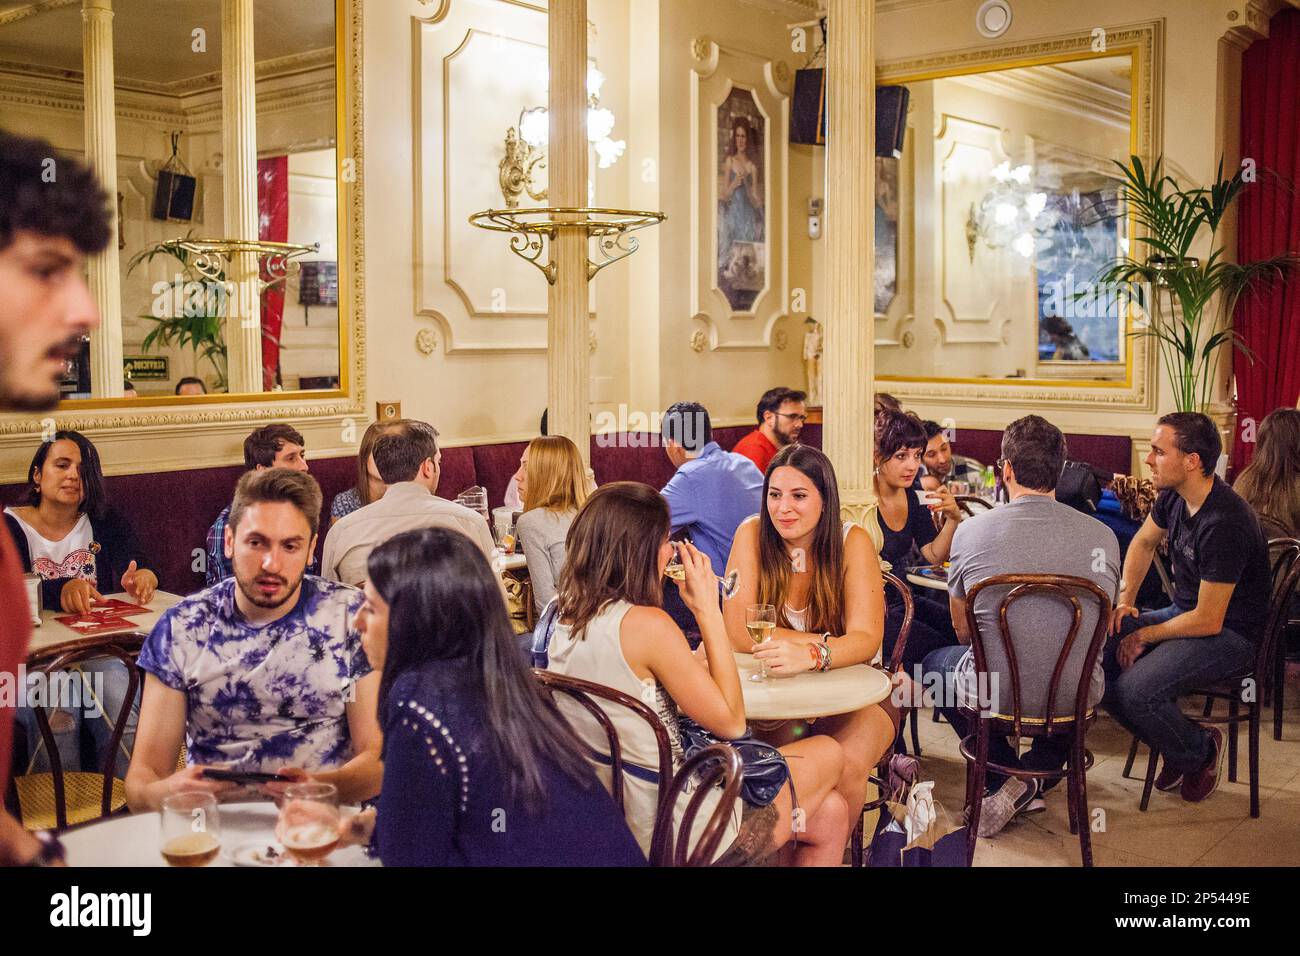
left=659, top=401, right=763, bottom=575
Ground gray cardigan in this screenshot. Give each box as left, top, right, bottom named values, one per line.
left=515, top=508, right=575, bottom=613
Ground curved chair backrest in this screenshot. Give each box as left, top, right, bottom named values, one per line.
left=963, top=574, right=1111, bottom=737
left=23, top=639, right=141, bottom=830
left=882, top=569, right=914, bottom=676
left=649, top=744, right=743, bottom=867
left=955, top=495, right=995, bottom=517
left=1260, top=539, right=1300, bottom=676
left=533, top=669, right=675, bottom=819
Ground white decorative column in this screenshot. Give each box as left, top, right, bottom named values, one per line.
left=82, top=0, right=123, bottom=398
left=823, top=0, right=881, bottom=548
left=222, top=0, right=262, bottom=393
left=547, top=0, right=590, bottom=465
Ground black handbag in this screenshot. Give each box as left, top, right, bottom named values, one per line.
left=676, top=715, right=790, bottom=808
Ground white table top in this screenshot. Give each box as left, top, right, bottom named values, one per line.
left=735, top=651, right=892, bottom=721
left=498, top=551, right=527, bottom=572
left=905, top=571, right=949, bottom=592
left=61, top=801, right=378, bottom=867
left=28, top=591, right=184, bottom=659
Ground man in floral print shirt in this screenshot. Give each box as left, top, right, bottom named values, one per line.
left=125, top=469, right=382, bottom=811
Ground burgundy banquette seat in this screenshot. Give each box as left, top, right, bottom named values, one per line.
left=1, top=421, right=1126, bottom=597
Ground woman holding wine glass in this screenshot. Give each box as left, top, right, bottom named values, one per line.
left=723, top=444, right=899, bottom=828
left=872, top=408, right=962, bottom=671
left=547, top=481, right=849, bottom=866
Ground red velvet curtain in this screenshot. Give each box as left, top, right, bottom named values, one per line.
left=257, top=156, right=289, bottom=392
left=1234, top=9, right=1300, bottom=470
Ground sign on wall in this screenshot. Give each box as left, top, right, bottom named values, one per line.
left=123, top=356, right=169, bottom=381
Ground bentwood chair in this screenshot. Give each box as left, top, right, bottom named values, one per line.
left=533, top=669, right=674, bottom=820
left=954, top=495, right=995, bottom=518
left=850, top=570, right=914, bottom=866
left=649, top=745, right=743, bottom=866
left=1267, top=539, right=1300, bottom=741
left=11, top=639, right=142, bottom=831
left=959, top=574, right=1111, bottom=867
left=1129, top=540, right=1300, bottom=818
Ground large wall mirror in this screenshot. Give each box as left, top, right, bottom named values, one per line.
left=0, top=0, right=353, bottom=408
left=872, top=26, right=1159, bottom=410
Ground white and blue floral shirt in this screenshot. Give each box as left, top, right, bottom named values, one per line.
left=138, top=576, right=370, bottom=772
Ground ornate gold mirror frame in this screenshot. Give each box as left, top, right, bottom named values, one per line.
left=875, top=20, right=1162, bottom=413
left=0, top=0, right=365, bottom=473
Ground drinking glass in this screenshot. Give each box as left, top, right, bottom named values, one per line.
left=664, top=542, right=740, bottom=599
left=948, top=480, right=970, bottom=497
left=276, top=782, right=340, bottom=866
left=746, top=604, right=777, bottom=682
left=160, top=792, right=222, bottom=867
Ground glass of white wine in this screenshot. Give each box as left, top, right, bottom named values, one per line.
left=160, top=791, right=222, bottom=867
left=277, top=782, right=341, bottom=866
left=746, top=604, right=777, bottom=682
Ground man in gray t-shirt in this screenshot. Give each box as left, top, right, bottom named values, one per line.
left=919, top=416, right=1119, bottom=837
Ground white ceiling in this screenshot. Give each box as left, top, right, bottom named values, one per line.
left=0, top=0, right=334, bottom=85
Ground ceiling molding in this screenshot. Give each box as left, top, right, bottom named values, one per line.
left=737, top=0, right=822, bottom=18
left=0, top=47, right=334, bottom=96
left=0, top=0, right=77, bottom=28
left=949, top=65, right=1131, bottom=131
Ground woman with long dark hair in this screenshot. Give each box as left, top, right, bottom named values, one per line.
left=4, top=430, right=155, bottom=611
left=1234, top=407, right=1300, bottom=540
left=548, top=481, right=849, bottom=866
left=5, top=430, right=154, bottom=778
left=724, top=444, right=898, bottom=828
left=349, top=527, right=643, bottom=866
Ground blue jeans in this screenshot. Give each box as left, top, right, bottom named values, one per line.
left=919, top=644, right=1070, bottom=791
left=1102, top=604, right=1256, bottom=775
left=15, top=657, right=139, bottom=777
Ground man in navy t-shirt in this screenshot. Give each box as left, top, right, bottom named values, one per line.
left=1105, top=413, right=1271, bottom=804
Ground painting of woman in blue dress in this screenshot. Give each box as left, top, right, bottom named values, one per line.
left=717, top=91, right=766, bottom=311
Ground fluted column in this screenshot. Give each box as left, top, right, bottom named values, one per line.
left=823, top=0, right=881, bottom=549
left=82, top=0, right=122, bottom=398
left=222, top=0, right=262, bottom=393
left=547, top=0, right=590, bottom=465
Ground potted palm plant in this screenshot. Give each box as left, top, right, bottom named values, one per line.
left=1096, top=155, right=1299, bottom=412
left=126, top=239, right=230, bottom=392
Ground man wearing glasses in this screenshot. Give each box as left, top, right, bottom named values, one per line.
left=732, top=386, right=807, bottom=475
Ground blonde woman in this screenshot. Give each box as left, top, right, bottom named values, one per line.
left=513, top=436, right=590, bottom=613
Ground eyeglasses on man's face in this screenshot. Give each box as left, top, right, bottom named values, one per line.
left=774, top=411, right=808, bottom=424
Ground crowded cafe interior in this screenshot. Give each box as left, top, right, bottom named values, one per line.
left=2, top=0, right=1300, bottom=873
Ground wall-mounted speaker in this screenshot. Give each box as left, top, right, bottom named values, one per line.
left=789, top=69, right=910, bottom=159
left=151, top=169, right=196, bottom=222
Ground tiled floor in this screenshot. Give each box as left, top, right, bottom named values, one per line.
left=899, top=672, right=1300, bottom=866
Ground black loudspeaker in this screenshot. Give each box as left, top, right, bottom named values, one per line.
left=791, top=68, right=827, bottom=145
left=788, top=69, right=910, bottom=159
left=875, top=85, right=909, bottom=159
left=152, top=169, right=196, bottom=222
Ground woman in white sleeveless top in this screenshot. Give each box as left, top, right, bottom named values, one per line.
left=547, top=482, right=850, bottom=865
left=725, top=444, right=900, bottom=831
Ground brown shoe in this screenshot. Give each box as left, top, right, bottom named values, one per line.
left=1180, top=727, right=1225, bottom=803
left=1154, top=759, right=1183, bottom=792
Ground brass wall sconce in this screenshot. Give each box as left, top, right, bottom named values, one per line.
left=499, top=126, right=548, bottom=209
